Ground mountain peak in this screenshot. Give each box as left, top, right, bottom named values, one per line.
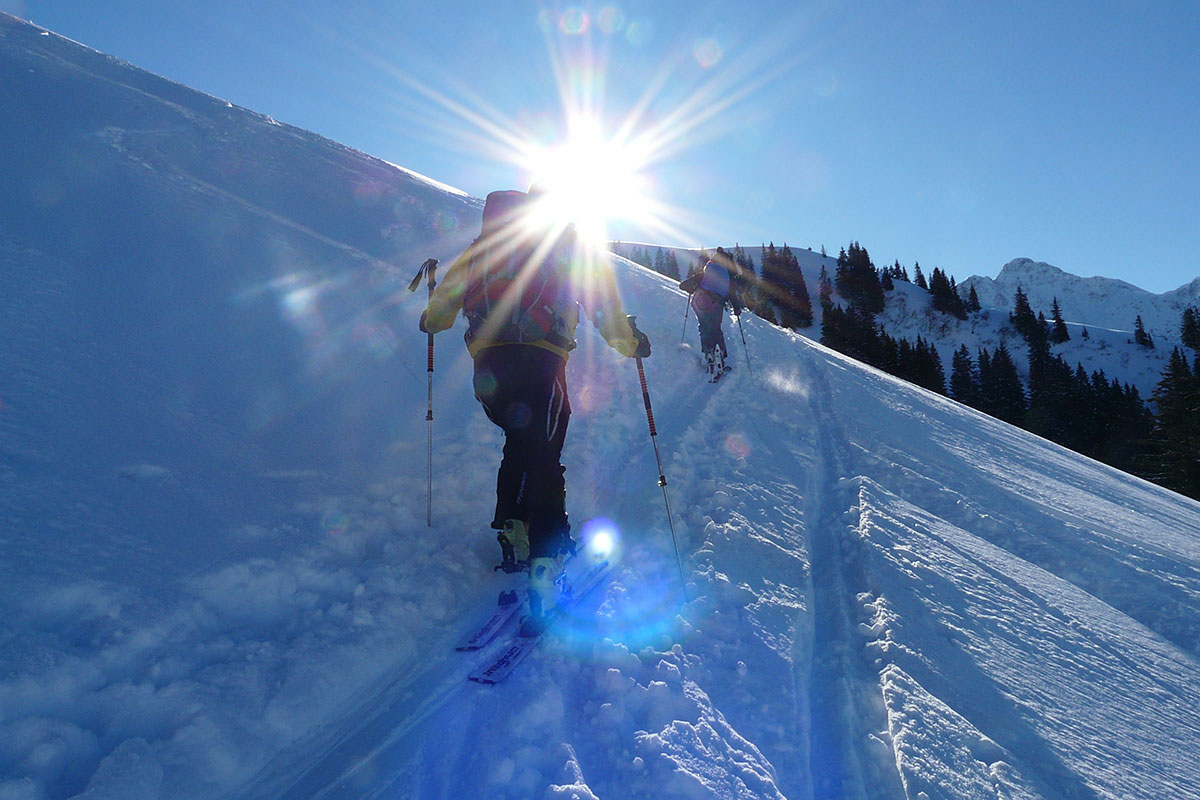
left=996, top=257, right=1067, bottom=283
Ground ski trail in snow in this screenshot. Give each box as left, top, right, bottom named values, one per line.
left=651, top=352, right=807, bottom=797
left=249, top=645, right=480, bottom=799
left=797, top=343, right=907, bottom=800
left=800, top=343, right=1200, bottom=798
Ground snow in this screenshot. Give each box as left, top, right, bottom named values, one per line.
left=4, top=11, right=1200, bottom=800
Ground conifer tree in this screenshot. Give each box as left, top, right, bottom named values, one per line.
left=775, top=244, right=813, bottom=329
left=985, top=343, right=1027, bottom=424
left=731, top=245, right=757, bottom=311
left=1181, top=306, right=1200, bottom=351
left=1050, top=297, right=1070, bottom=343
left=976, top=348, right=992, bottom=398
left=665, top=250, right=681, bottom=280
left=1010, top=285, right=1045, bottom=346
left=966, top=284, right=982, bottom=313
left=1104, top=380, right=1154, bottom=476
left=913, top=262, right=928, bottom=290
left=834, top=241, right=884, bottom=314
left=950, top=345, right=981, bottom=407
left=760, top=242, right=779, bottom=314
left=928, top=267, right=967, bottom=319
left=1150, top=347, right=1200, bottom=497
left=1134, top=315, right=1155, bottom=349
left=1026, top=343, right=1079, bottom=446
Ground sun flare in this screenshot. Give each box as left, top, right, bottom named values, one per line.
left=522, top=119, right=655, bottom=245
left=382, top=6, right=794, bottom=252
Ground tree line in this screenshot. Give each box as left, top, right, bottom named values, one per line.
left=713, top=238, right=1200, bottom=500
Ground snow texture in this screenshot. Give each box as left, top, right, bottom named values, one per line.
left=3, top=13, right=1200, bottom=800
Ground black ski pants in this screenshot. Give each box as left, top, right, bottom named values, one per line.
left=694, top=307, right=727, bottom=358
left=691, top=290, right=728, bottom=358
left=472, top=345, right=572, bottom=558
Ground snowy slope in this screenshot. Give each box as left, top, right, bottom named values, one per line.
left=4, top=13, right=1200, bottom=800
left=1, top=11, right=480, bottom=625
left=240, top=259, right=1200, bottom=800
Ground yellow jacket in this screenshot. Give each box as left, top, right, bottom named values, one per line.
left=421, top=239, right=639, bottom=360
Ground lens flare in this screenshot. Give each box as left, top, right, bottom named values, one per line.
left=322, top=509, right=349, bottom=536
left=560, top=9, right=588, bottom=35
left=597, top=7, right=624, bottom=34
left=625, top=20, right=652, bottom=46
left=723, top=432, right=751, bottom=459
left=693, top=38, right=723, bottom=68
left=592, top=530, right=614, bottom=555
left=580, top=517, right=621, bottom=562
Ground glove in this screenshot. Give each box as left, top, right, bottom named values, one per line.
left=627, top=315, right=651, bottom=358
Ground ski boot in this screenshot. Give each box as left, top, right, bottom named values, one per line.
left=710, top=350, right=727, bottom=381
left=520, top=554, right=569, bottom=637
left=494, top=519, right=530, bottom=574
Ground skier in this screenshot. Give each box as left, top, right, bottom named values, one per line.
left=419, top=186, right=651, bottom=635
left=679, top=246, right=744, bottom=378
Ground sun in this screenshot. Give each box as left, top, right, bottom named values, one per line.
left=522, top=118, right=654, bottom=245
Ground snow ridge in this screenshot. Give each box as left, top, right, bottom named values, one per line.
left=961, top=257, right=1197, bottom=340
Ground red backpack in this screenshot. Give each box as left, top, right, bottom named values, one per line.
left=462, top=190, right=571, bottom=348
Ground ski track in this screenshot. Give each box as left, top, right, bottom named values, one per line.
left=808, top=344, right=1200, bottom=799
left=797, top=343, right=907, bottom=800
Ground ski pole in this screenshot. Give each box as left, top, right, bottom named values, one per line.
left=736, top=312, right=753, bottom=374
left=635, top=356, right=689, bottom=602
left=408, top=257, right=439, bottom=526
left=679, top=293, right=691, bottom=345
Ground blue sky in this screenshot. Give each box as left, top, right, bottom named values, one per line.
left=9, top=0, right=1199, bottom=292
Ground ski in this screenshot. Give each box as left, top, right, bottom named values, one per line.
left=455, top=588, right=521, bottom=651
left=468, top=556, right=613, bottom=684
left=697, top=355, right=731, bottom=382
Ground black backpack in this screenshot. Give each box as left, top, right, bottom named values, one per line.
left=462, top=190, right=572, bottom=348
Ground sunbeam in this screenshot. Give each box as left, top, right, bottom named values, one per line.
left=327, top=4, right=812, bottom=253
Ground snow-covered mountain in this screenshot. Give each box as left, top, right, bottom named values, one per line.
left=621, top=244, right=1199, bottom=397
left=961, top=257, right=1200, bottom=338
left=4, top=13, right=1200, bottom=800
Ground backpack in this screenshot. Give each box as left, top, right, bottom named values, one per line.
left=462, top=190, right=572, bottom=348
left=698, top=259, right=730, bottom=298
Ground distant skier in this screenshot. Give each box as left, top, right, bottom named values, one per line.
left=679, top=246, right=745, bottom=378
left=419, top=186, right=650, bottom=635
